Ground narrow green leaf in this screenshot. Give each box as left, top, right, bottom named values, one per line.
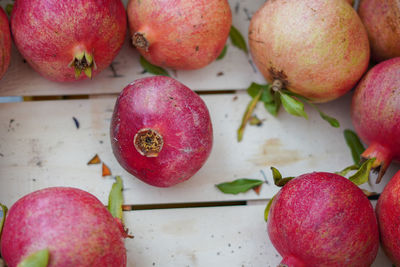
left=271, top=167, right=282, bottom=183
left=264, top=195, right=276, bottom=222
left=318, top=110, right=340, bottom=128
left=270, top=167, right=294, bottom=187
left=17, top=249, right=49, bottom=267
left=344, top=129, right=365, bottom=166
left=108, top=176, right=124, bottom=221
left=140, top=56, right=170, bottom=77
left=0, top=203, right=8, bottom=239
left=336, top=164, right=359, bottom=176
left=216, top=179, right=263, bottom=195
left=217, top=45, right=228, bottom=60
left=349, top=158, right=376, bottom=186
left=280, top=93, right=308, bottom=119
left=238, top=89, right=262, bottom=141
left=5, top=4, right=13, bottom=16
left=229, top=25, right=248, bottom=53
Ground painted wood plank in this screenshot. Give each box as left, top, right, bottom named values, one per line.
left=0, top=92, right=397, bottom=207
left=0, top=0, right=265, bottom=97
left=123, top=204, right=391, bottom=267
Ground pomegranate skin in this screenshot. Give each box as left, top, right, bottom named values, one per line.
left=249, top=0, right=370, bottom=102
left=268, top=172, right=379, bottom=267
left=127, top=0, right=232, bottom=70
left=10, top=0, right=126, bottom=82
left=0, top=7, right=11, bottom=80
left=359, top=0, right=400, bottom=62
left=351, top=57, right=400, bottom=183
left=110, top=76, right=213, bottom=187
left=0, top=187, right=126, bottom=267
left=376, top=170, right=400, bottom=265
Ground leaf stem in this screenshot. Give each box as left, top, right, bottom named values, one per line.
left=237, top=89, right=262, bottom=141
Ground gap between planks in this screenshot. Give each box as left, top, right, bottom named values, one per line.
left=19, top=90, right=238, bottom=102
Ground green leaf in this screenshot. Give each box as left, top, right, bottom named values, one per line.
left=216, top=179, right=264, bottom=195
left=264, top=92, right=281, bottom=117
left=140, top=56, right=170, bottom=77
left=349, top=158, right=376, bottom=186
left=217, top=45, right=228, bottom=60
left=336, top=164, right=359, bottom=176
left=5, top=4, right=13, bottom=16
left=264, top=195, right=276, bottom=222
left=229, top=25, right=248, bottom=53
left=108, top=176, right=124, bottom=221
left=238, top=89, right=263, bottom=141
left=280, top=93, right=308, bottom=119
left=261, top=85, right=273, bottom=103
left=0, top=203, right=8, bottom=239
left=271, top=167, right=282, bottom=183
left=247, top=82, right=263, bottom=98
left=270, top=167, right=295, bottom=187
left=318, top=110, right=340, bottom=128
left=17, top=249, right=49, bottom=267
left=249, top=115, right=262, bottom=126
left=344, top=129, right=365, bottom=166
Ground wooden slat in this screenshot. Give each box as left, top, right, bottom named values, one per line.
left=0, top=0, right=266, bottom=97
left=123, top=204, right=391, bottom=266
left=0, top=93, right=396, bottom=207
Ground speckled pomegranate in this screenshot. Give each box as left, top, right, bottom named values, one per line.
left=11, top=0, right=126, bottom=82
left=110, top=76, right=213, bottom=187
left=127, top=0, right=231, bottom=70
left=376, top=170, right=400, bottom=265
left=0, top=187, right=127, bottom=267
left=351, top=57, right=400, bottom=183
left=0, top=7, right=11, bottom=80
left=249, top=0, right=369, bottom=102
left=268, top=172, right=379, bottom=266
left=358, top=0, right=400, bottom=62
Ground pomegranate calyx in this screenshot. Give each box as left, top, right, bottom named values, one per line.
left=361, top=143, right=393, bottom=184
left=134, top=128, right=164, bottom=157
left=133, top=32, right=149, bottom=51
left=69, top=51, right=96, bottom=79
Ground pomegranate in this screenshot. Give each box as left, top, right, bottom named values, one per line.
left=0, top=7, right=11, bottom=80
left=358, top=0, right=400, bottom=62
left=376, top=170, right=400, bottom=265
left=110, top=76, right=213, bottom=187
left=351, top=57, right=400, bottom=183
left=10, top=0, right=126, bottom=82
left=126, top=0, right=232, bottom=70
left=268, top=172, right=379, bottom=267
left=248, top=0, right=370, bottom=102
left=0, top=187, right=127, bottom=267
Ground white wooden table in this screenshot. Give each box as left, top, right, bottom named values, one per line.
left=0, top=0, right=396, bottom=266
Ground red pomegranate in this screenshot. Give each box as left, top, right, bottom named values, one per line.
left=0, top=7, right=11, bottom=80
left=10, top=0, right=126, bottom=82
left=376, top=170, right=400, bottom=265
left=126, top=0, right=232, bottom=70
left=1, top=187, right=127, bottom=267
left=248, top=0, right=370, bottom=102
left=110, top=76, right=213, bottom=187
left=358, top=0, right=400, bottom=62
left=268, top=172, right=379, bottom=267
left=351, top=57, right=400, bottom=183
